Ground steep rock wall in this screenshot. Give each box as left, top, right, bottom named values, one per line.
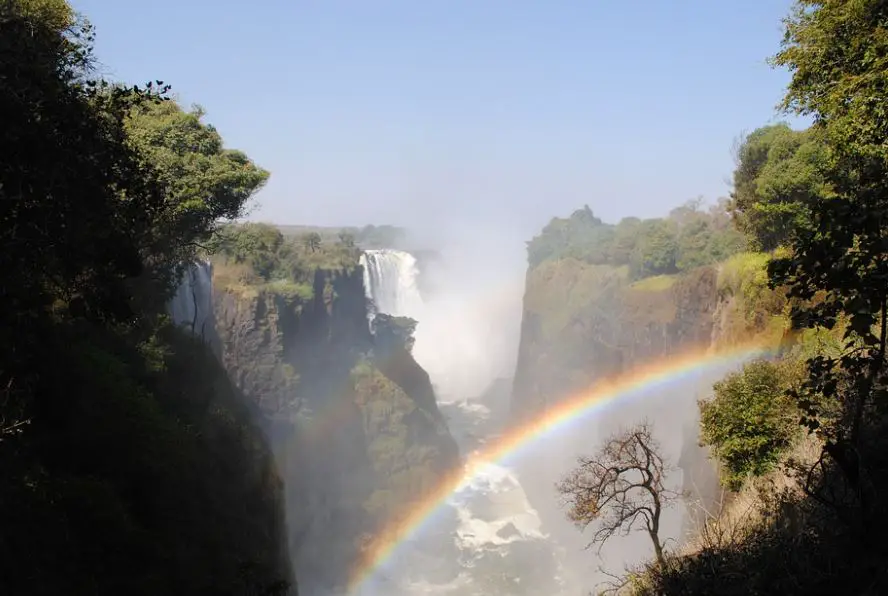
left=512, top=262, right=719, bottom=421
left=212, top=265, right=458, bottom=595
left=510, top=253, right=790, bottom=546
left=510, top=260, right=725, bottom=549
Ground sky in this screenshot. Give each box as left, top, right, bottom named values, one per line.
left=72, top=0, right=807, bottom=240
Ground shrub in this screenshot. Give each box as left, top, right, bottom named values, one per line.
left=699, top=359, right=799, bottom=490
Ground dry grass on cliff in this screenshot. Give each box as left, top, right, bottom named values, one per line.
left=630, top=274, right=678, bottom=292
left=679, top=433, right=821, bottom=556
left=210, top=259, right=262, bottom=293
left=617, top=433, right=854, bottom=596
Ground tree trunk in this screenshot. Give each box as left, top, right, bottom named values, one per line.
left=649, top=528, right=666, bottom=567
left=648, top=506, right=666, bottom=567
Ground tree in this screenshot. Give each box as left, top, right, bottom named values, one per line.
left=699, top=359, right=800, bottom=490
left=337, top=231, right=356, bottom=247
left=608, top=217, right=642, bottom=265
left=729, top=123, right=828, bottom=250
left=629, top=219, right=679, bottom=279
left=556, top=422, right=680, bottom=566
left=302, top=232, right=322, bottom=253
left=371, top=314, right=417, bottom=354
left=0, top=3, right=293, bottom=593
left=124, top=100, right=270, bottom=286
left=526, top=206, right=615, bottom=267
left=214, top=223, right=284, bottom=279
left=767, top=0, right=888, bottom=504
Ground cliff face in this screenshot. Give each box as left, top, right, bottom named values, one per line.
left=212, top=264, right=459, bottom=594
left=512, top=261, right=720, bottom=421
left=510, top=252, right=788, bottom=544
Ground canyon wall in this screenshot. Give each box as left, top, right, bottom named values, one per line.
left=210, top=255, right=459, bottom=595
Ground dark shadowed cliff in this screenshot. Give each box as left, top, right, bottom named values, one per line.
left=209, top=224, right=459, bottom=594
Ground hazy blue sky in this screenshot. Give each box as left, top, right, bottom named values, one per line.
left=72, top=0, right=806, bottom=238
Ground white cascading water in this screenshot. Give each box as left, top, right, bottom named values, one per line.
left=358, top=248, right=566, bottom=596
left=359, top=250, right=425, bottom=321
left=168, top=260, right=214, bottom=337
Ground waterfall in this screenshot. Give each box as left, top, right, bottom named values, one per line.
left=359, top=249, right=424, bottom=320
left=168, top=260, right=215, bottom=338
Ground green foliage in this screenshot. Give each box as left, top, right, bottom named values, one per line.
left=276, top=224, right=407, bottom=250
left=0, top=2, right=289, bottom=593
left=729, top=123, right=829, bottom=251
left=214, top=223, right=286, bottom=277
left=527, top=201, right=744, bottom=280
left=1, top=323, right=290, bottom=596
left=767, top=0, right=888, bottom=492
left=699, top=359, right=800, bottom=490
left=1, top=0, right=168, bottom=324
left=526, top=205, right=615, bottom=267
left=629, top=218, right=679, bottom=278
left=630, top=274, right=677, bottom=292
left=302, top=231, right=322, bottom=252
left=673, top=199, right=748, bottom=270
left=349, top=359, right=447, bottom=526
left=212, top=222, right=363, bottom=300
left=337, top=230, right=356, bottom=247
left=627, top=425, right=888, bottom=596
left=620, top=1, right=888, bottom=591
left=371, top=313, right=418, bottom=354
left=125, top=100, right=269, bottom=278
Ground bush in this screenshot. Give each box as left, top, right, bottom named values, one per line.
left=699, top=359, right=799, bottom=490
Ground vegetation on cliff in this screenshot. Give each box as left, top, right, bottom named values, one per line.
left=207, top=218, right=458, bottom=591
left=520, top=1, right=888, bottom=593
left=513, top=1, right=888, bottom=592
left=0, top=1, right=290, bottom=593
left=275, top=223, right=408, bottom=250
left=526, top=199, right=745, bottom=278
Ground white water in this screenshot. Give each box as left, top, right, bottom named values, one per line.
left=168, top=260, right=214, bottom=338
left=359, top=248, right=523, bottom=403
left=358, top=247, right=565, bottom=595
left=359, top=249, right=425, bottom=321
left=355, top=245, right=734, bottom=596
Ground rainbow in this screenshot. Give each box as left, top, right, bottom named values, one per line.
left=347, top=338, right=781, bottom=593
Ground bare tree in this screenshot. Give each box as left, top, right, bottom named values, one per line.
left=556, top=421, right=681, bottom=567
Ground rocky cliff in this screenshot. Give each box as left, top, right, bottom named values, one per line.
left=210, top=250, right=459, bottom=595
left=512, top=262, right=721, bottom=421
left=510, top=243, right=788, bottom=546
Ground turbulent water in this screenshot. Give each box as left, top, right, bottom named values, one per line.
left=359, top=248, right=569, bottom=595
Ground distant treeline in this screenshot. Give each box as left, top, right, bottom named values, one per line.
left=527, top=200, right=747, bottom=279
left=276, top=223, right=408, bottom=250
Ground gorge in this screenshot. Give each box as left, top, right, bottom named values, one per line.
left=11, top=2, right=887, bottom=592
left=164, top=208, right=771, bottom=595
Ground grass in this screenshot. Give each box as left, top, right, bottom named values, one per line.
left=630, top=274, right=678, bottom=291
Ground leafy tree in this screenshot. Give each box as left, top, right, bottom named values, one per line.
left=372, top=314, right=418, bottom=354
left=768, top=0, right=888, bottom=503
left=699, top=359, right=800, bottom=490
left=338, top=231, right=356, bottom=247
left=556, top=422, right=680, bottom=567
left=608, top=217, right=643, bottom=265
left=527, top=205, right=615, bottom=267
left=302, top=232, right=322, bottom=253
left=729, top=123, right=829, bottom=251
left=0, top=0, right=181, bottom=348
left=0, top=2, right=290, bottom=593
left=214, top=223, right=285, bottom=279
left=125, top=100, right=270, bottom=281
left=629, top=219, right=679, bottom=279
